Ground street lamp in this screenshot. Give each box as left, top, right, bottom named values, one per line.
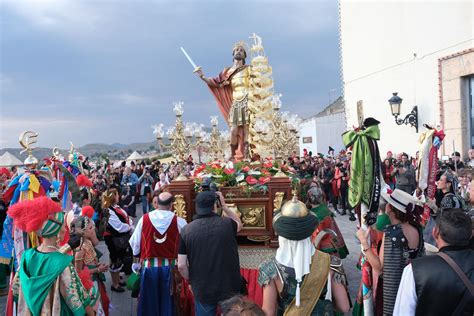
left=388, top=92, right=418, bottom=133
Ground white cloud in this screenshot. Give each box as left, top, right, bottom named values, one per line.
left=101, top=92, right=150, bottom=105
left=0, top=117, right=87, bottom=128
left=0, top=73, right=13, bottom=93
left=3, top=0, right=101, bottom=31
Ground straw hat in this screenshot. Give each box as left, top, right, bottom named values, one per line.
left=381, top=188, right=423, bottom=213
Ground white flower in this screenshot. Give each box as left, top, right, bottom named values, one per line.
left=236, top=174, right=245, bottom=182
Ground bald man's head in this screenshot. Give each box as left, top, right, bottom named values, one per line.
left=157, top=192, right=174, bottom=209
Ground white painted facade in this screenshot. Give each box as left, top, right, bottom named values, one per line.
left=315, top=111, right=346, bottom=155
left=299, top=118, right=318, bottom=156
left=299, top=97, right=346, bottom=156
left=340, top=1, right=474, bottom=157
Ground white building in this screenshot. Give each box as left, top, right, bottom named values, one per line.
left=299, top=97, right=346, bottom=156
left=340, top=1, right=474, bottom=158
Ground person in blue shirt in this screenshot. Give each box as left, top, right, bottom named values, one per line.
left=121, top=167, right=139, bottom=187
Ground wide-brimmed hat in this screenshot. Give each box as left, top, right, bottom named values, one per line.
left=381, top=188, right=422, bottom=213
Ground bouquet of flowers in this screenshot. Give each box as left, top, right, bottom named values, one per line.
left=192, top=158, right=296, bottom=194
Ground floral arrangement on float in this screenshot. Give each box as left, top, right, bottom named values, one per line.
left=192, top=158, right=297, bottom=196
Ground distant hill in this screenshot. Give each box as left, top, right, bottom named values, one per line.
left=0, top=140, right=166, bottom=162
left=110, top=143, right=127, bottom=148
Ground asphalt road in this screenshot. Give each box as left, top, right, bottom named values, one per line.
left=0, top=205, right=361, bottom=315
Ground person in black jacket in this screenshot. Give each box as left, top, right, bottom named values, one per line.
left=177, top=191, right=243, bottom=316
left=394, top=209, right=473, bottom=315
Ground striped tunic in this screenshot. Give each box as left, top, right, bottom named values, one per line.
left=382, top=224, right=424, bottom=315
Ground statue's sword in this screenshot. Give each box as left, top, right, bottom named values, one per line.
left=180, top=47, right=201, bottom=73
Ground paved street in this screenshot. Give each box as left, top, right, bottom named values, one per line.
left=0, top=206, right=361, bottom=315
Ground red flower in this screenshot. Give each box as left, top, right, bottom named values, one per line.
left=258, top=176, right=270, bottom=185
left=245, top=176, right=258, bottom=185
left=194, top=165, right=206, bottom=176
left=242, top=166, right=250, bottom=172
left=211, top=164, right=221, bottom=169
left=224, top=168, right=235, bottom=175
left=196, top=165, right=206, bottom=173
left=263, top=161, right=273, bottom=168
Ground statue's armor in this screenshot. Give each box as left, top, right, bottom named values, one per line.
left=229, top=66, right=250, bottom=127
left=231, top=66, right=250, bottom=102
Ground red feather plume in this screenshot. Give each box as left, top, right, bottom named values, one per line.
left=77, top=267, right=94, bottom=290
left=81, top=206, right=95, bottom=219
left=7, top=197, right=62, bottom=233
left=0, top=167, right=11, bottom=178
left=76, top=174, right=92, bottom=187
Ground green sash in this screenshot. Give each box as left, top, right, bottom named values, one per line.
left=342, top=125, right=380, bottom=209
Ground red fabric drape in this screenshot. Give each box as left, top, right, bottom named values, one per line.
left=207, top=70, right=233, bottom=122
left=178, top=268, right=263, bottom=315
left=240, top=268, right=263, bottom=306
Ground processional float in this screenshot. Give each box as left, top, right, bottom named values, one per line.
left=152, top=34, right=302, bottom=245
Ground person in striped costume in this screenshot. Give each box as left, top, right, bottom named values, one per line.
left=356, top=188, right=425, bottom=315
left=129, top=191, right=187, bottom=316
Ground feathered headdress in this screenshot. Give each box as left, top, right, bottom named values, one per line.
left=81, top=206, right=94, bottom=219
left=76, top=174, right=92, bottom=188
left=8, top=196, right=64, bottom=237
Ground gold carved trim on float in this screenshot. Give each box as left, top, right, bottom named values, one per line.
left=173, top=195, right=187, bottom=219
left=226, top=204, right=266, bottom=228
left=247, top=235, right=271, bottom=242
left=273, top=192, right=285, bottom=214
left=240, top=206, right=265, bottom=228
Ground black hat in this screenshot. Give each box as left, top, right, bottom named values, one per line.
left=363, top=117, right=380, bottom=128
left=195, top=191, right=216, bottom=215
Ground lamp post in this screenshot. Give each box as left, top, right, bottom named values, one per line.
left=388, top=92, right=419, bottom=133
left=153, top=101, right=203, bottom=180
left=254, top=94, right=301, bottom=175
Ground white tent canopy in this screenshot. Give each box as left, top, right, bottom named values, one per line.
left=0, top=151, right=23, bottom=167
left=126, top=151, right=145, bottom=161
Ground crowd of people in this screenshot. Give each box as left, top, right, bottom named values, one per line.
left=0, top=144, right=472, bottom=316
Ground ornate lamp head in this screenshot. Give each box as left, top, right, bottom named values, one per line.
left=388, top=92, right=402, bottom=116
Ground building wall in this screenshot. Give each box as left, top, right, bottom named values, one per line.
left=299, top=118, right=317, bottom=156
left=439, top=49, right=474, bottom=156
left=298, top=112, right=346, bottom=157
left=315, top=111, right=346, bottom=154
left=340, top=1, right=473, bottom=157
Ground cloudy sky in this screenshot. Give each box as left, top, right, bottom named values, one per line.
left=0, top=0, right=341, bottom=149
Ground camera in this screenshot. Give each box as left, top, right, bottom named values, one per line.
left=200, top=177, right=221, bottom=207
left=201, top=177, right=219, bottom=192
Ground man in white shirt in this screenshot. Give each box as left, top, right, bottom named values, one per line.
left=394, top=209, right=473, bottom=315
left=129, top=191, right=187, bottom=316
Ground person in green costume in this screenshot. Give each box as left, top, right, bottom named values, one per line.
left=258, top=194, right=350, bottom=316
left=8, top=196, right=92, bottom=315
left=307, top=186, right=349, bottom=259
